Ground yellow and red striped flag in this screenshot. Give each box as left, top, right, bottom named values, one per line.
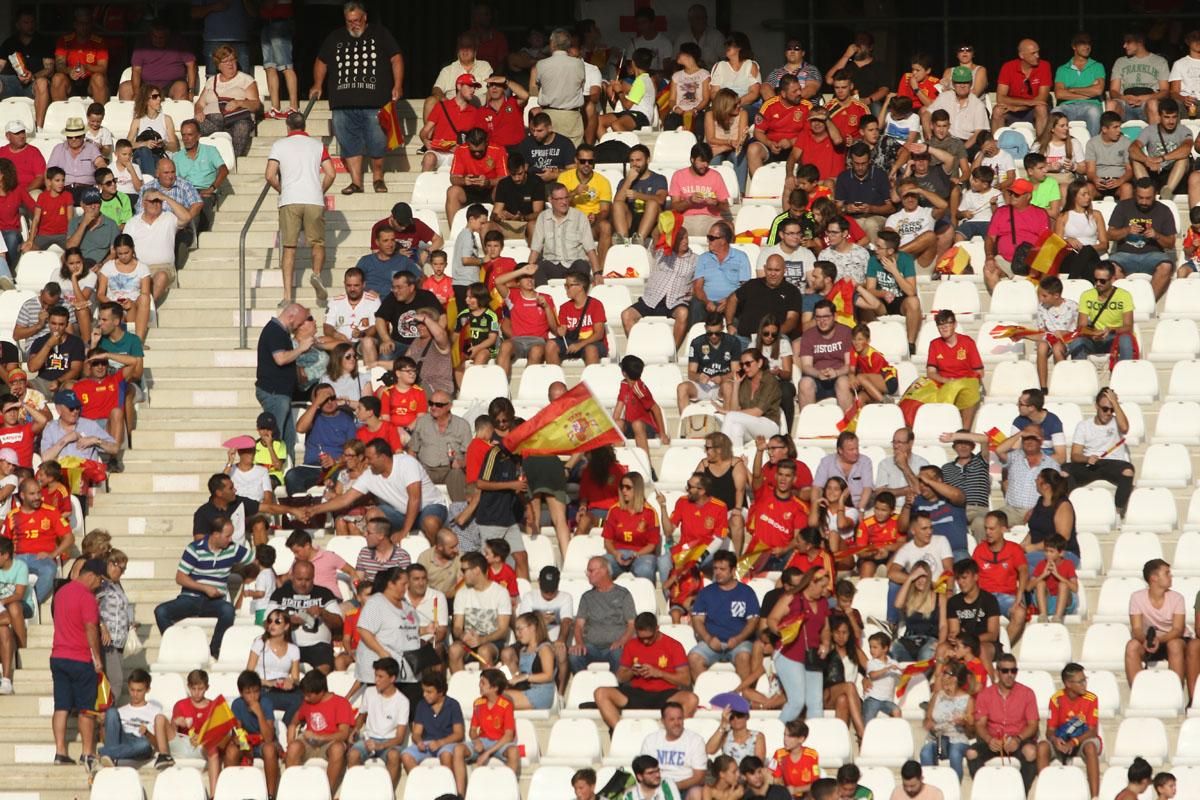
left=935, top=245, right=972, bottom=276
left=196, top=696, right=239, bottom=751
left=836, top=398, right=863, bottom=433
left=826, top=279, right=857, bottom=327
left=378, top=101, right=405, bottom=150
left=985, top=427, right=1007, bottom=449
left=896, top=659, right=935, bottom=697
left=778, top=611, right=808, bottom=647
left=1025, top=231, right=1069, bottom=284
left=501, top=382, right=623, bottom=456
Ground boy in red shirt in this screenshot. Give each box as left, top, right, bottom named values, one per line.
left=36, top=461, right=72, bottom=521
left=495, top=264, right=557, bottom=373
left=895, top=53, right=940, bottom=110
left=482, top=537, right=519, bottom=603
left=853, top=490, right=902, bottom=577
left=1037, top=662, right=1101, bottom=798
left=1031, top=534, right=1079, bottom=622
left=167, top=670, right=229, bottom=796
left=286, top=670, right=356, bottom=793
left=460, top=667, right=520, bottom=772
left=464, top=416, right=494, bottom=484
left=849, top=324, right=899, bottom=403
left=422, top=250, right=454, bottom=311
left=376, top=356, right=426, bottom=433
left=29, top=167, right=72, bottom=248
left=613, top=355, right=670, bottom=460
left=927, top=309, right=983, bottom=428
left=772, top=719, right=820, bottom=797
left=481, top=230, right=516, bottom=309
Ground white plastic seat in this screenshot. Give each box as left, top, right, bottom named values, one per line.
left=970, top=764, right=1027, bottom=800
left=338, top=765, right=394, bottom=800
left=660, top=623, right=697, bottom=651
left=1108, top=531, right=1164, bottom=576
left=1149, top=318, right=1200, bottom=362
left=562, top=669, right=618, bottom=713
left=152, top=625, right=212, bottom=671
left=516, top=364, right=566, bottom=405
left=151, top=766, right=207, bottom=800
left=1047, top=361, right=1099, bottom=404
left=1110, top=717, right=1169, bottom=766
left=652, top=129, right=697, bottom=167
left=1080, top=622, right=1130, bottom=670
left=693, top=671, right=742, bottom=702
left=624, top=319, right=677, bottom=364
left=850, top=577, right=890, bottom=621
left=856, top=717, right=913, bottom=767
left=657, top=444, right=704, bottom=491
left=921, top=765, right=962, bottom=800
left=642, top=363, right=685, bottom=409
left=528, top=767, right=579, bottom=800
left=90, top=766, right=144, bottom=800
left=713, top=162, right=741, bottom=202
left=1166, top=359, right=1200, bottom=401
left=1094, top=577, right=1143, bottom=623
left=1164, top=278, right=1200, bottom=319
left=614, top=445, right=653, bottom=480
left=856, top=767, right=897, bottom=800
left=931, top=280, right=981, bottom=318
left=1076, top=531, right=1102, bottom=578
left=561, top=537, right=605, bottom=577
left=447, top=669, right=482, bottom=712
left=1068, top=486, right=1116, bottom=533
left=43, top=99, right=88, bottom=135
left=277, top=765, right=332, bottom=800
left=614, top=573, right=657, bottom=615
left=855, top=403, right=906, bottom=446
left=985, top=279, right=1037, bottom=321
left=589, top=285, right=632, bottom=322
left=524, top=534, right=557, bottom=575
left=1127, top=669, right=1186, bottom=717
left=1114, top=277, right=1157, bottom=321
left=1086, top=669, right=1121, bottom=718
left=1120, top=488, right=1177, bottom=533
left=1108, top=359, right=1159, bottom=404
left=912, top=403, right=962, bottom=445
left=793, top=404, right=844, bottom=438
left=1016, top=623, right=1072, bottom=671
left=13, top=250, right=60, bottom=293
left=213, top=624, right=265, bottom=671
left=1175, top=530, right=1200, bottom=575
left=744, top=164, right=786, bottom=203
left=464, top=764, right=521, bottom=800
left=972, top=402, right=1018, bottom=437
left=581, top=363, right=623, bottom=409
left=1136, top=443, right=1192, bottom=487
left=410, top=172, right=453, bottom=210
left=603, top=718, right=663, bottom=766
left=804, top=717, right=852, bottom=767
left=1098, top=766, right=1149, bottom=800
left=975, top=319, right=1028, bottom=362
left=866, top=319, right=908, bottom=364
left=102, top=99, right=134, bottom=140
left=733, top=203, right=780, bottom=232
left=201, top=133, right=236, bottom=171
left=0, top=98, right=35, bottom=134
left=213, top=766, right=269, bottom=800
left=1031, top=764, right=1090, bottom=800
left=986, top=360, right=1038, bottom=403
left=1173, top=718, right=1200, bottom=764
left=400, top=763, right=457, bottom=800
left=459, top=364, right=510, bottom=402
left=1152, top=401, right=1200, bottom=444
left=162, top=99, right=194, bottom=132
left=1044, top=401, right=1084, bottom=446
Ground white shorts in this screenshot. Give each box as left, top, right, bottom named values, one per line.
left=690, top=380, right=722, bottom=401
left=428, top=149, right=453, bottom=170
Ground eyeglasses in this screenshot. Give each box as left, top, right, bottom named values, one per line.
left=1098, top=405, right=1114, bottom=412
left=704, top=444, right=718, bottom=450
left=1094, top=277, right=1110, bottom=284
left=959, top=46, right=974, bottom=52
left=998, top=667, right=1019, bottom=674
left=430, top=401, right=450, bottom=407
left=267, top=617, right=286, bottom=626
left=786, top=44, right=803, bottom=51
left=67, top=135, right=83, bottom=140
left=399, top=367, right=417, bottom=373
left=149, top=93, right=161, bottom=99
left=706, top=234, right=725, bottom=241
left=577, top=158, right=594, bottom=164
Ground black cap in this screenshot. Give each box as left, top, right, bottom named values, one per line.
left=390, top=202, right=413, bottom=227
left=81, top=558, right=108, bottom=576
left=256, top=412, right=278, bottom=434
left=538, top=565, right=560, bottom=591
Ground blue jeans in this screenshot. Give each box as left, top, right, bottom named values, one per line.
left=18, top=554, right=57, bottom=609
left=154, top=592, right=235, bottom=657
left=568, top=643, right=621, bottom=673
left=255, top=388, right=296, bottom=464
left=710, top=149, right=748, bottom=196
left=379, top=502, right=448, bottom=531
left=1054, top=102, right=1102, bottom=137
left=607, top=551, right=656, bottom=581
left=862, top=696, right=899, bottom=723
left=775, top=652, right=823, bottom=723
left=1110, top=249, right=1174, bottom=275
left=0, top=74, right=34, bottom=98
left=921, top=738, right=968, bottom=781
left=332, top=107, right=387, bottom=160
left=1, top=230, right=21, bottom=270
left=1068, top=331, right=1134, bottom=362
left=132, top=146, right=161, bottom=176
left=99, top=707, right=154, bottom=761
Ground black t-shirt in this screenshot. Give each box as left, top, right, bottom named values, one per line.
left=376, top=288, right=442, bottom=343
left=0, top=34, right=54, bottom=78
left=477, top=445, right=523, bottom=526
left=734, top=278, right=803, bottom=336
left=29, top=333, right=85, bottom=380
left=744, top=786, right=791, bottom=800
left=946, top=589, right=1000, bottom=638
left=317, top=24, right=401, bottom=109
left=760, top=587, right=786, bottom=620
left=516, top=133, right=575, bottom=177
left=193, top=496, right=254, bottom=537
left=256, top=318, right=297, bottom=396
left=494, top=175, right=546, bottom=217
left=849, top=59, right=890, bottom=97
left=0, top=341, right=18, bottom=365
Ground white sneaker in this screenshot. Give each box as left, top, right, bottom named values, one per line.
left=0, top=677, right=14, bottom=694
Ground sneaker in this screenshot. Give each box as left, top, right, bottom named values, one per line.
left=81, top=755, right=98, bottom=776
left=629, top=233, right=642, bottom=246
left=99, top=756, right=115, bottom=769
left=154, top=753, right=174, bottom=771
left=53, top=754, right=74, bottom=766
left=0, top=677, right=12, bottom=694
left=309, top=272, right=328, bottom=307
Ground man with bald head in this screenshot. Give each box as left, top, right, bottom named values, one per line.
left=417, top=529, right=463, bottom=598
left=268, top=559, right=343, bottom=675
left=724, top=253, right=802, bottom=347
left=408, top=389, right=472, bottom=501
left=257, top=303, right=315, bottom=458
left=993, top=39, right=1052, bottom=134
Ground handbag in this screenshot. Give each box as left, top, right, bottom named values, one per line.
left=1008, top=205, right=1034, bottom=275
left=402, top=641, right=440, bottom=679
left=135, top=128, right=166, bottom=159
left=803, top=646, right=826, bottom=672
left=211, top=77, right=254, bottom=124
left=822, top=652, right=846, bottom=688
left=123, top=625, right=144, bottom=657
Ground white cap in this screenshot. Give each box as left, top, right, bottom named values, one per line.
left=4, top=120, right=26, bottom=134
left=0, top=448, right=18, bottom=465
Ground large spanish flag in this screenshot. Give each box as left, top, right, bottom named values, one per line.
left=1025, top=230, right=1069, bottom=284
left=196, top=695, right=239, bottom=751
left=501, top=382, right=623, bottom=456
left=826, top=279, right=857, bottom=327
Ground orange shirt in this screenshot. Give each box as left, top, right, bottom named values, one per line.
left=602, top=504, right=661, bottom=552
left=451, top=143, right=509, bottom=181
left=896, top=73, right=941, bottom=109
left=856, top=515, right=901, bottom=548
left=3, top=505, right=72, bottom=555
left=747, top=493, right=808, bottom=550
left=1047, top=689, right=1099, bottom=738
left=772, top=746, right=820, bottom=790
left=470, top=695, right=515, bottom=740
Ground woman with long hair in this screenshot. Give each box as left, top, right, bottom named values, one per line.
left=706, top=699, right=766, bottom=762
left=601, top=471, right=660, bottom=581
left=750, top=433, right=799, bottom=503
left=0, top=157, right=32, bottom=269
left=1034, top=112, right=1079, bottom=192
left=331, top=439, right=371, bottom=536
left=810, top=476, right=858, bottom=550
left=324, top=342, right=369, bottom=406
left=1054, top=178, right=1107, bottom=280
left=1024, top=467, right=1080, bottom=571
left=96, top=233, right=151, bottom=340
left=58, top=246, right=97, bottom=317
left=246, top=608, right=303, bottom=723
left=890, top=561, right=947, bottom=662
left=768, top=565, right=832, bottom=723
left=501, top=612, right=557, bottom=710
left=751, top=315, right=795, bottom=433
left=824, top=615, right=868, bottom=738
left=128, top=83, right=179, bottom=174
left=695, top=431, right=751, bottom=551
left=573, top=444, right=626, bottom=537
left=702, top=754, right=744, bottom=800
left=723, top=347, right=782, bottom=445
left=706, top=87, right=749, bottom=190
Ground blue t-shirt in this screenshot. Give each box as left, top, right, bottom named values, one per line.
left=303, top=410, right=358, bottom=466
left=231, top=694, right=277, bottom=735
left=865, top=252, right=917, bottom=297
left=693, top=249, right=751, bottom=303
left=355, top=252, right=422, bottom=297
left=911, top=495, right=969, bottom=555
left=692, top=581, right=761, bottom=641
left=688, top=333, right=741, bottom=377
left=1011, top=412, right=1064, bottom=458
left=625, top=171, right=669, bottom=214
left=0, top=558, right=29, bottom=602
left=415, top=697, right=464, bottom=741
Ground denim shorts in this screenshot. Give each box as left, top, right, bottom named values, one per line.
left=333, top=107, right=387, bottom=159
left=994, top=592, right=1021, bottom=618
left=0, top=74, right=34, bottom=98
left=260, top=20, right=295, bottom=70
left=1110, top=249, right=1173, bottom=274
left=402, top=741, right=461, bottom=762
left=690, top=639, right=754, bottom=666
left=351, top=738, right=403, bottom=760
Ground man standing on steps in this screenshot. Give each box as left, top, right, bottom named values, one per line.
left=310, top=1, right=403, bottom=196
left=266, top=112, right=335, bottom=309
left=50, top=557, right=104, bottom=774
left=256, top=303, right=313, bottom=464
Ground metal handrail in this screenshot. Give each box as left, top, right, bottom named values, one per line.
left=238, top=97, right=319, bottom=349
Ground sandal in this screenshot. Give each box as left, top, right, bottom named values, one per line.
left=341, top=183, right=363, bottom=195
left=373, top=179, right=388, bottom=193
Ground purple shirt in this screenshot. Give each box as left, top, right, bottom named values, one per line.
left=130, top=39, right=194, bottom=88
left=47, top=141, right=103, bottom=186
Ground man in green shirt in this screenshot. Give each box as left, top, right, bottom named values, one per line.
left=863, top=229, right=920, bottom=351
left=1067, top=261, right=1135, bottom=362
left=1053, top=32, right=1106, bottom=136
left=95, top=167, right=131, bottom=227
left=171, top=119, right=228, bottom=228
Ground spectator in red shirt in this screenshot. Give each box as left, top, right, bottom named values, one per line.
left=494, top=264, right=557, bottom=372
left=478, top=75, right=528, bottom=150
left=49, top=559, right=104, bottom=772
left=965, top=653, right=1041, bottom=791
left=1036, top=662, right=1102, bottom=799
left=574, top=444, right=625, bottom=537
left=420, top=74, right=482, bottom=173
left=285, top=670, right=356, bottom=793
left=786, top=109, right=844, bottom=187
left=0, top=393, right=45, bottom=468
left=749, top=74, right=811, bottom=178
left=460, top=667, right=520, bottom=772
left=73, top=347, right=133, bottom=445
left=602, top=472, right=660, bottom=581
left=895, top=53, right=940, bottom=111
left=369, top=202, right=444, bottom=265
left=747, top=460, right=808, bottom=570
left=927, top=309, right=983, bottom=429
left=0, top=121, right=48, bottom=192
left=972, top=510, right=1029, bottom=646
left=447, top=127, right=508, bottom=226
left=5, top=476, right=73, bottom=607
left=51, top=8, right=109, bottom=103
left=991, top=39, right=1052, bottom=135
left=483, top=538, right=519, bottom=599
left=614, top=354, right=670, bottom=460
left=593, top=612, right=699, bottom=729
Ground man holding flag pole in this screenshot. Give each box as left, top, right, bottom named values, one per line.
left=1063, top=387, right=1134, bottom=515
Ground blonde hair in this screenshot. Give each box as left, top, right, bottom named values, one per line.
left=712, top=88, right=739, bottom=131
left=108, top=548, right=128, bottom=568
left=619, top=471, right=648, bottom=513
left=904, top=562, right=935, bottom=617
left=81, top=529, right=113, bottom=559
left=704, top=431, right=734, bottom=462
left=211, top=45, right=238, bottom=68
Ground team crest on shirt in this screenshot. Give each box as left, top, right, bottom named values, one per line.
left=704, top=516, right=715, bottom=529
left=701, top=345, right=710, bottom=355
left=658, top=655, right=669, bottom=668
left=637, top=520, right=646, bottom=532
left=485, top=157, right=495, bottom=169
left=847, top=114, right=859, bottom=125
left=957, top=347, right=966, bottom=359
left=793, top=110, right=804, bottom=122
left=40, top=519, right=49, bottom=530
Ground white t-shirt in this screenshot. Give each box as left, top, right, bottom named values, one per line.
left=980, top=150, right=1016, bottom=197
left=516, top=589, right=575, bottom=641
left=117, top=700, right=164, bottom=737
left=433, top=59, right=492, bottom=100
left=352, top=453, right=448, bottom=513
left=229, top=464, right=272, bottom=504
left=883, top=112, right=921, bottom=141
left=267, top=132, right=329, bottom=207
left=361, top=685, right=411, bottom=739
left=86, top=126, right=114, bottom=150
left=628, top=34, right=676, bottom=71
left=0, top=473, right=18, bottom=517
left=865, top=656, right=900, bottom=701
left=893, top=537, right=954, bottom=580
left=250, top=637, right=300, bottom=682
left=250, top=568, right=276, bottom=613
left=325, top=292, right=382, bottom=339
left=640, top=729, right=708, bottom=785
left=627, top=73, right=657, bottom=121
left=1169, top=55, right=1200, bottom=100
left=455, top=581, right=511, bottom=637
left=958, top=188, right=1001, bottom=223
left=1071, top=417, right=1131, bottom=461
left=407, top=588, right=449, bottom=643
left=885, top=206, right=935, bottom=245
left=99, top=259, right=151, bottom=302
left=124, top=212, right=180, bottom=266
left=113, top=162, right=143, bottom=194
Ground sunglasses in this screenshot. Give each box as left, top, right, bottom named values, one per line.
left=706, top=234, right=725, bottom=241
left=998, top=667, right=1018, bottom=674
left=149, top=93, right=161, bottom=99
left=67, top=135, right=83, bottom=140
left=1098, top=406, right=1114, bottom=412
left=100, top=179, right=115, bottom=186
left=786, top=44, right=803, bottom=51
left=577, top=158, right=594, bottom=164
left=761, top=331, right=778, bottom=338
left=430, top=401, right=450, bottom=407
left=342, top=354, right=356, bottom=360
left=739, top=360, right=756, bottom=367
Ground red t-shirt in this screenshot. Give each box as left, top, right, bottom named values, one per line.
left=670, top=497, right=729, bottom=549
left=483, top=257, right=517, bottom=298
left=296, top=693, right=355, bottom=735
left=772, top=747, right=820, bottom=789
left=451, top=143, right=509, bottom=181
left=423, top=275, right=454, bottom=307
left=578, top=463, right=625, bottom=508
left=850, top=345, right=897, bottom=382
left=41, top=484, right=72, bottom=520
left=603, top=504, right=660, bottom=552
left=428, top=100, right=482, bottom=152
left=355, top=422, right=402, bottom=452
left=755, top=460, right=814, bottom=503
left=49, top=578, right=99, bottom=662
left=471, top=695, right=516, bottom=740
left=488, top=563, right=519, bottom=598
left=1047, top=689, right=1099, bottom=736
left=794, top=131, right=844, bottom=182
left=0, top=145, right=47, bottom=191
left=479, top=97, right=525, bottom=149
left=998, top=59, right=1053, bottom=101
left=785, top=547, right=834, bottom=578
left=616, top=379, right=657, bottom=426
left=74, top=373, right=123, bottom=420
left=1033, top=557, right=1077, bottom=597
left=620, top=632, right=687, bottom=692
left=828, top=99, right=871, bottom=141
left=4, top=505, right=71, bottom=555
left=465, top=438, right=491, bottom=483
left=896, top=73, right=941, bottom=110
left=0, top=186, right=34, bottom=231
left=973, top=540, right=1027, bottom=595
left=55, top=33, right=108, bottom=70
left=506, top=290, right=553, bottom=338
left=557, top=298, right=606, bottom=344
left=755, top=96, right=811, bottom=142
left=370, top=218, right=438, bottom=252
left=343, top=606, right=362, bottom=650
left=928, top=334, right=982, bottom=380
left=747, top=493, right=808, bottom=549
left=171, top=697, right=215, bottom=736
left=0, top=424, right=34, bottom=468
left=377, top=385, right=427, bottom=430
left=965, top=657, right=990, bottom=689
left=857, top=515, right=901, bottom=548
left=36, top=191, right=73, bottom=235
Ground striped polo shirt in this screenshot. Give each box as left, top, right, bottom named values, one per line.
left=941, top=452, right=992, bottom=508
left=178, top=537, right=255, bottom=596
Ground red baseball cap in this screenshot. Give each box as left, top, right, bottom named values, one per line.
left=456, top=73, right=482, bottom=89
left=1010, top=178, right=1034, bottom=195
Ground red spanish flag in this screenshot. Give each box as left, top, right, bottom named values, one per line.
left=935, top=245, right=972, bottom=276
left=826, top=279, right=857, bottom=327
left=985, top=427, right=1007, bottom=449
left=196, top=696, right=239, bottom=751
left=501, top=382, right=623, bottom=456
left=836, top=398, right=863, bottom=433
left=378, top=101, right=405, bottom=150
left=1025, top=230, right=1069, bottom=284
left=896, top=659, right=935, bottom=697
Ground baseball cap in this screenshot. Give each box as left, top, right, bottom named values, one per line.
left=7, top=368, right=26, bottom=382
left=256, top=412, right=279, bottom=434
left=0, top=448, right=18, bottom=466
left=538, top=565, right=560, bottom=591
left=390, top=202, right=413, bottom=227
left=951, top=66, right=973, bottom=84
left=80, top=558, right=108, bottom=577
left=456, top=73, right=482, bottom=89
left=80, top=187, right=102, bottom=205
left=4, top=120, right=25, bottom=134
left=53, top=389, right=82, bottom=410
left=1010, top=178, right=1035, bottom=195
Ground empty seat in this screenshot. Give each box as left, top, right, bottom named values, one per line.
left=657, top=445, right=704, bottom=491
left=966, top=764, right=1027, bottom=800
left=921, top=766, right=962, bottom=800
left=804, top=717, right=852, bottom=767
left=856, top=403, right=906, bottom=446
left=642, top=364, right=685, bottom=410
left=794, top=404, right=844, bottom=438
left=986, top=360, right=1038, bottom=403
left=976, top=319, right=1027, bottom=362
left=152, top=625, right=211, bottom=671
left=857, top=717, right=913, bottom=767
left=581, top=363, right=622, bottom=409
left=1152, top=400, right=1200, bottom=444
left=733, top=203, right=780, bottom=231
left=562, top=669, right=618, bottom=712
left=1109, top=359, right=1159, bottom=404
left=625, top=320, right=678, bottom=364
left=1069, top=486, right=1116, bottom=534
left=985, top=279, right=1037, bottom=321
left=90, top=767, right=144, bottom=800
left=561, top=536, right=605, bottom=577
left=411, top=172, right=452, bottom=209
left=1164, top=279, right=1200, bottom=319
left=603, top=244, right=651, bottom=279
left=400, top=763, right=457, bottom=800
left=1148, top=318, right=1200, bottom=361
left=516, top=364, right=567, bottom=405
left=1120, top=488, right=1177, bottom=534
left=850, top=577, right=890, bottom=621
left=13, top=250, right=61, bottom=292
left=464, top=764, right=521, bottom=800
left=213, top=624, right=265, bottom=671
left=1048, top=361, right=1099, bottom=404
left=1016, top=623, right=1072, bottom=671
left=277, top=765, right=331, bottom=800
left=1126, top=670, right=1185, bottom=718
left=1166, top=360, right=1200, bottom=401
left=614, top=573, right=657, bottom=614
left=856, top=767, right=897, bottom=800
left=1110, top=717, right=1169, bottom=766
left=1094, top=577, right=1143, bottom=623
left=459, top=364, right=510, bottom=402
left=931, top=280, right=981, bottom=317
left=213, top=766, right=269, bottom=800
left=744, top=165, right=786, bottom=203
left=912, top=403, right=962, bottom=445
left=338, top=765, right=394, bottom=800
left=1031, top=764, right=1090, bottom=800
left=1114, top=277, right=1157, bottom=321
left=151, top=766, right=207, bottom=800
left=529, top=767, right=580, bottom=800
left=1080, top=622, right=1130, bottom=670
left=1137, top=443, right=1192, bottom=487
left=1086, top=669, right=1121, bottom=718
left=1174, top=531, right=1200, bottom=575
left=603, top=718, right=663, bottom=766
left=653, top=129, right=698, bottom=167
left=972, top=402, right=1018, bottom=438
left=1108, top=531, right=1164, bottom=576
left=1173, top=718, right=1200, bottom=765
left=866, top=319, right=908, bottom=363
